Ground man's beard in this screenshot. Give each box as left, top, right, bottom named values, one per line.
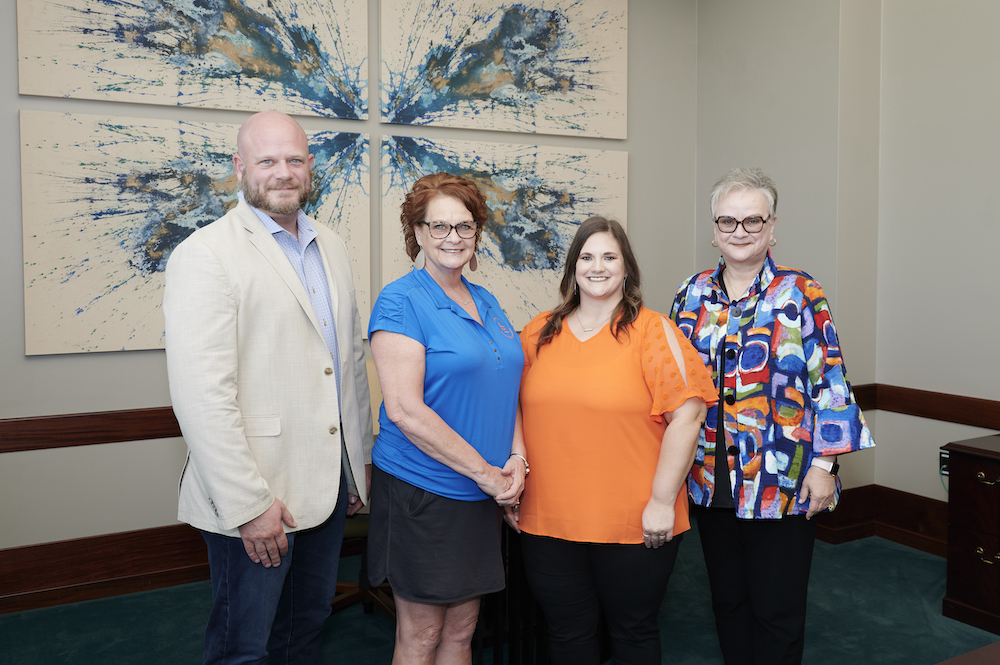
left=242, top=175, right=311, bottom=216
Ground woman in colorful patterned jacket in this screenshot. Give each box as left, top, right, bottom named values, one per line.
left=670, top=167, right=874, bottom=665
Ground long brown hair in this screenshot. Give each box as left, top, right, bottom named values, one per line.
left=536, top=216, right=642, bottom=349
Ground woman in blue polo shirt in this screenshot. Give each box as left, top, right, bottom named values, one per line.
left=368, top=172, right=526, bottom=663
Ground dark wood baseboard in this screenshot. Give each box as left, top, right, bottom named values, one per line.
left=942, top=597, right=1000, bottom=638
left=1, top=484, right=945, bottom=616
left=0, top=523, right=208, bottom=615
left=0, top=523, right=369, bottom=615
left=816, top=484, right=948, bottom=557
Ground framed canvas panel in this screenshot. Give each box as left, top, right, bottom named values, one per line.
left=17, top=0, right=368, bottom=119
left=381, top=0, right=627, bottom=138
left=20, top=110, right=370, bottom=355
left=380, top=135, right=627, bottom=330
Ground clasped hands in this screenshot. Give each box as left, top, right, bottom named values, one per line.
left=488, top=455, right=526, bottom=508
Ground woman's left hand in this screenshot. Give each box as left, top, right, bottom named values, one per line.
left=494, top=455, right=526, bottom=507
left=641, top=497, right=675, bottom=549
left=798, top=466, right=837, bottom=519
left=503, top=504, right=520, bottom=533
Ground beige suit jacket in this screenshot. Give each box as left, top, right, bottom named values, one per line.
left=163, top=199, right=372, bottom=536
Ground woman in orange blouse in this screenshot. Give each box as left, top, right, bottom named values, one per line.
left=509, top=217, right=717, bottom=665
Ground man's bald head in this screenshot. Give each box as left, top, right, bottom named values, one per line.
left=233, top=111, right=314, bottom=230
left=236, top=111, right=308, bottom=161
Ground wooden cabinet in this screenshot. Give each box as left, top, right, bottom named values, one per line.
left=942, top=435, right=1000, bottom=634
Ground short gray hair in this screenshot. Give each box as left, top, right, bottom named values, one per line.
left=709, top=167, right=778, bottom=219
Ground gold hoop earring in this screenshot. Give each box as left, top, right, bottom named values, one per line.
left=711, top=240, right=718, bottom=247
left=769, top=239, right=776, bottom=247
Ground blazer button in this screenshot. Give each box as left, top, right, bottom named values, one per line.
left=324, top=367, right=334, bottom=375
left=726, top=349, right=736, bottom=360
left=725, top=394, right=735, bottom=405
left=329, top=426, right=338, bottom=435
left=727, top=445, right=739, bottom=456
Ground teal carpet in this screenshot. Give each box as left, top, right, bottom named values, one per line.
left=1, top=525, right=996, bottom=664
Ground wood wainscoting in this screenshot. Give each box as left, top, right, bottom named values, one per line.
left=0, top=383, right=994, bottom=613
left=0, top=524, right=208, bottom=615
left=816, top=485, right=949, bottom=556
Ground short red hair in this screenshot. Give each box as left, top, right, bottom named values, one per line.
left=400, top=172, right=488, bottom=261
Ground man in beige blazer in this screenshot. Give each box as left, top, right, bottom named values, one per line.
left=163, top=111, right=372, bottom=665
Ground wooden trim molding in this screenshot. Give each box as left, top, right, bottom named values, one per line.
left=853, top=383, right=876, bottom=412
left=0, top=384, right=995, bottom=455
left=875, top=385, right=1000, bottom=431
left=0, top=407, right=181, bottom=454
left=816, top=484, right=948, bottom=557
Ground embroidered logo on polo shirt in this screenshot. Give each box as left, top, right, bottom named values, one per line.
left=494, top=317, right=515, bottom=338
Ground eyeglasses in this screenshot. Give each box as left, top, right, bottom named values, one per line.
left=714, top=215, right=770, bottom=234
left=418, top=221, right=478, bottom=239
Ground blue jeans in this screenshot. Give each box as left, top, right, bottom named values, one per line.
left=201, top=481, right=347, bottom=665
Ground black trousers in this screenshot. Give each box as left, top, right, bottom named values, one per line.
left=520, top=533, right=682, bottom=665
left=694, top=508, right=817, bottom=665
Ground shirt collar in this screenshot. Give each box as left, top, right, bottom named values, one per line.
left=414, top=268, right=481, bottom=315
left=710, top=250, right=778, bottom=299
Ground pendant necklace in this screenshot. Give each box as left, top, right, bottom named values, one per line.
left=576, top=310, right=609, bottom=333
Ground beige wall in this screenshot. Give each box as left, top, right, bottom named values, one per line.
left=696, top=0, right=842, bottom=301
left=1, top=1, right=700, bottom=549
left=873, top=0, right=1000, bottom=500
left=3, top=0, right=998, bottom=550
left=695, top=0, right=875, bottom=489
left=693, top=0, right=999, bottom=497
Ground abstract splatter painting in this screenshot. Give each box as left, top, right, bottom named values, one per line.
left=17, top=0, right=367, bottom=119
left=380, top=135, right=627, bottom=329
left=381, top=0, right=627, bottom=138
left=21, top=110, right=370, bottom=355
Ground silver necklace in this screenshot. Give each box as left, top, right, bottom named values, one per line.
left=576, top=310, right=608, bottom=333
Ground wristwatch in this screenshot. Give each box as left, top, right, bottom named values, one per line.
left=812, top=457, right=840, bottom=476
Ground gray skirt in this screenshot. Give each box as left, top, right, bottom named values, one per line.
left=367, top=464, right=505, bottom=603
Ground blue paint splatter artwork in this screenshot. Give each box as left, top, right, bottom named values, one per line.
left=381, top=135, right=627, bottom=329
left=17, top=0, right=367, bottom=119
left=21, top=111, right=370, bottom=355
left=381, top=0, right=627, bottom=138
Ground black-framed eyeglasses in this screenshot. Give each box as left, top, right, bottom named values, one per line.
left=418, top=221, right=478, bottom=239
left=714, top=215, right=770, bottom=234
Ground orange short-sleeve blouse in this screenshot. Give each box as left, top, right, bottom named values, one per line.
left=517, top=307, right=717, bottom=544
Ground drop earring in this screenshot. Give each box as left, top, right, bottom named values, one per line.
left=469, top=253, right=478, bottom=272
left=414, top=247, right=425, bottom=270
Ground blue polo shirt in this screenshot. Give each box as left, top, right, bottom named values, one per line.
left=368, top=268, right=524, bottom=501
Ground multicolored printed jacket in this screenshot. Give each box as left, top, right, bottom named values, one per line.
left=670, top=252, right=874, bottom=519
